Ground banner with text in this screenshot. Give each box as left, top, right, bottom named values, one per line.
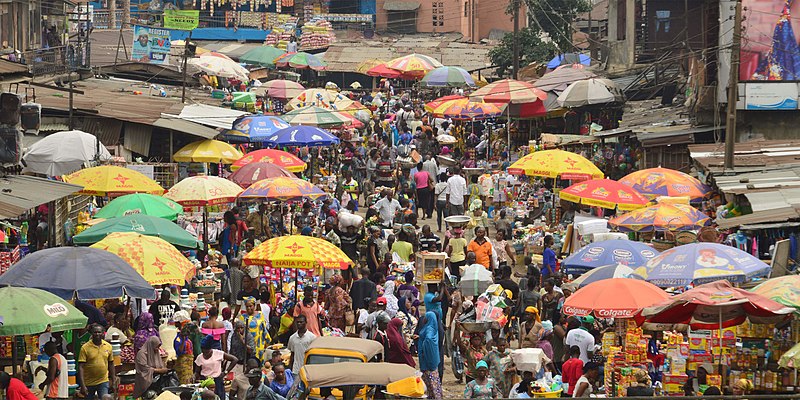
left=131, top=26, right=171, bottom=64
left=164, top=9, right=199, bottom=30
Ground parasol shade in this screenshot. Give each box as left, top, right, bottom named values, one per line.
left=562, top=278, right=669, bottom=319
left=244, top=235, right=352, bottom=269
left=94, top=193, right=183, bottom=221
left=507, top=149, right=603, bottom=180
left=0, top=287, right=89, bottom=336
left=619, top=167, right=711, bottom=200
left=562, top=240, right=660, bottom=275
left=231, top=149, right=306, bottom=173
left=22, top=130, right=112, bottom=176
left=74, top=214, right=201, bottom=249
left=64, top=165, right=164, bottom=196
left=559, top=178, right=649, bottom=210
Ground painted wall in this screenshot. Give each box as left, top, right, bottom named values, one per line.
left=375, top=0, right=520, bottom=40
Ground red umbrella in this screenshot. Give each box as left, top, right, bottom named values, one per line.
left=228, top=162, right=294, bottom=188
left=642, top=280, right=794, bottom=329
left=561, top=278, right=669, bottom=319
left=367, top=63, right=404, bottom=79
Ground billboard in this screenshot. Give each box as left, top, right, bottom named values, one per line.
left=740, top=0, right=800, bottom=81
left=163, top=9, right=199, bottom=30
left=131, top=26, right=171, bottom=64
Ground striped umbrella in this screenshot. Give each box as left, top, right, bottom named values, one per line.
left=287, top=88, right=347, bottom=110
left=385, top=53, right=443, bottom=78
left=421, top=66, right=475, bottom=87
left=239, top=46, right=286, bottom=67
left=239, top=177, right=327, bottom=201
left=425, top=95, right=467, bottom=112
left=274, top=52, right=328, bottom=71
left=251, top=79, right=305, bottom=100
left=367, top=63, right=404, bottom=78
left=282, top=106, right=352, bottom=128
left=557, top=78, right=624, bottom=107
left=231, top=149, right=306, bottom=172
left=470, top=79, right=547, bottom=104
left=431, top=99, right=503, bottom=120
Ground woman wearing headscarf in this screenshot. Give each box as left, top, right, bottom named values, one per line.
left=464, top=360, right=499, bottom=399
left=325, top=274, right=352, bottom=331
left=418, top=311, right=443, bottom=399
left=239, top=298, right=270, bottom=364
left=133, top=336, right=169, bottom=398
left=397, top=271, right=420, bottom=302
left=174, top=323, right=195, bottom=384
left=386, top=318, right=415, bottom=367
left=395, top=296, right=418, bottom=349
left=371, top=311, right=391, bottom=358
left=133, top=312, right=159, bottom=354
left=520, top=306, right=543, bottom=349
left=536, top=321, right=555, bottom=361
left=383, top=280, right=399, bottom=317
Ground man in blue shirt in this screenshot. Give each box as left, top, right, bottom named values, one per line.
left=541, top=235, right=557, bottom=279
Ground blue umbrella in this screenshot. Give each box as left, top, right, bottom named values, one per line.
left=569, top=264, right=636, bottom=288
left=264, top=125, right=340, bottom=147
left=562, top=240, right=659, bottom=275
left=631, top=243, right=771, bottom=288
left=220, top=115, right=292, bottom=143
left=547, top=53, right=591, bottom=69
left=0, top=247, right=155, bottom=300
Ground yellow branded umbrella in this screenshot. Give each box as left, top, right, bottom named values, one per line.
left=356, top=59, right=387, bottom=74
left=173, top=139, right=243, bottom=164
left=91, top=232, right=195, bottom=285
left=507, top=149, right=604, bottom=180
left=64, top=165, right=164, bottom=196
left=243, top=235, right=352, bottom=270
left=164, top=175, right=243, bottom=207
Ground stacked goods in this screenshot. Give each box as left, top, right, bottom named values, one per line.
left=264, top=27, right=295, bottom=49
left=662, top=332, right=690, bottom=395
left=300, top=18, right=336, bottom=50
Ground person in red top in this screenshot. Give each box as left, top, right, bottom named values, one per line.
left=562, top=345, right=584, bottom=396
left=0, top=372, right=38, bottom=400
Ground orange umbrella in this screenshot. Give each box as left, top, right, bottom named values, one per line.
left=562, top=278, right=669, bottom=319
left=559, top=179, right=649, bottom=210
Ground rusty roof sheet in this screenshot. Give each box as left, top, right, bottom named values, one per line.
left=689, top=140, right=800, bottom=174
left=0, top=59, right=28, bottom=75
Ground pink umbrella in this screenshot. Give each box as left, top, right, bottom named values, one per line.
left=228, top=162, right=294, bottom=188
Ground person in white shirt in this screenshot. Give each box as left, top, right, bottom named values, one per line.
left=446, top=166, right=468, bottom=216
left=287, top=315, right=317, bottom=374
left=434, top=172, right=450, bottom=231
left=373, top=190, right=401, bottom=228
left=422, top=154, right=438, bottom=178
left=565, top=317, right=595, bottom=364
left=286, top=36, right=298, bottom=53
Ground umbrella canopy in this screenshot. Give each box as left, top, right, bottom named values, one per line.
left=74, top=214, right=201, bottom=249
left=239, top=176, right=327, bottom=201
left=22, top=130, right=112, bottom=176
left=239, top=45, right=286, bottom=67
left=547, top=53, right=591, bottom=69
left=632, top=243, right=772, bottom=287
left=532, top=67, right=598, bottom=93
left=356, top=58, right=386, bottom=74
left=262, top=125, right=340, bottom=147
left=287, top=88, right=346, bottom=110
left=164, top=175, right=243, bottom=206
left=460, top=263, right=493, bottom=297
left=243, top=235, right=352, bottom=269
left=385, top=53, right=444, bottom=78
left=559, top=178, right=649, bottom=210
left=421, top=66, right=475, bottom=87
left=190, top=52, right=249, bottom=80
left=173, top=139, right=243, bottom=164
left=0, top=247, right=155, bottom=300
left=349, top=82, right=362, bottom=89
left=231, top=149, right=306, bottom=172
left=251, top=79, right=305, bottom=100
left=221, top=115, right=292, bottom=143
left=282, top=106, right=351, bottom=128
left=425, top=95, right=467, bottom=112
left=507, top=149, right=604, bottom=180
left=94, top=193, right=184, bottom=221
left=274, top=52, right=328, bottom=71
left=569, top=264, right=637, bottom=289
left=751, top=275, right=800, bottom=310
left=229, top=162, right=294, bottom=188
left=642, top=280, right=794, bottom=329
left=562, top=278, right=669, bottom=319
left=470, top=79, right=547, bottom=104
left=64, top=165, right=165, bottom=196
left=366, top=63, right=405, bottom=79
left=0, top=287, right=88, bottom=336
left=428, top=98, right=503, bottom=120
left=609, top=203, right=710, bottom=232
left=557, top=78, right=624, bottom=107
left=619, top=167, right=711, bottom=199
left=562, top=240, right=660, bottom=275
left=92, top=232, right=196, bottom=286
left=780, top=343, right=800, bottom=369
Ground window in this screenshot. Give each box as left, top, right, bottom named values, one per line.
left=465, top=1, right=469, bottom=17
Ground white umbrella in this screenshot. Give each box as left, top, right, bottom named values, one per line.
left=22, top=130, right=112, bottom=176
left=460, top=263, right=493, bottom=297
left=190, top=53, right=250, bottom=80
left=557, top=78, right=624, bottom=107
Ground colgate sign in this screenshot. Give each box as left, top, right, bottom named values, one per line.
left=596, top=308, right=635, bottom=318
left=562, top=305, right=591, bottom=316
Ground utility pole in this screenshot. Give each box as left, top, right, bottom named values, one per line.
left=724, top=0, right=742, bottom=170
left=181, top=32, right=193, bottom=103
left=512, top=0, right=520, bottom=79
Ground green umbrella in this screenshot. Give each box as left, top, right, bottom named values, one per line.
left=0, top=287, right=88, bottom=336
left=73, top=214, right=201, bottom=249
left=240, top=46, right=286, bottom=67
left=94, top=193, right=184, bottom=221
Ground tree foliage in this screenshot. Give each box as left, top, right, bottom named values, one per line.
left=489, top=28, right=557, bottom=78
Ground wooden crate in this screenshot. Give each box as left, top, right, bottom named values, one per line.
left=416, top=252, right=447, bottom=283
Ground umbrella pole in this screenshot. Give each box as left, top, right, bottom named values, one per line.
left=11, top=335, right=16, bottom=376
left=203, top=206, right=209, bottom=264
left=718, top=308, right=723, bottom=378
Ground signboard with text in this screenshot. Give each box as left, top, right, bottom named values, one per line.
left=164, top=9, right=199, bottom=30
left=131, top=26, right=171, bottom=64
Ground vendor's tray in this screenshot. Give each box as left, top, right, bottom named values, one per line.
left=444, top=215, right=471, bottom=228
left=460, top=321, right=493, bottom=333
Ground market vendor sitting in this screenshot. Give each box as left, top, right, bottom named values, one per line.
left=626, top=367, right=654, bottom=397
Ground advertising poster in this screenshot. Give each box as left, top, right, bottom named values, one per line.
left=131, top=25, right=171, bottom=64
left=164, top=9, right=199, bottom=30
left=740, top=0, right=800, bottom=81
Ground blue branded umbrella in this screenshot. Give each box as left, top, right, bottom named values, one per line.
left=264, top=125, right=340, bottom=147
left=547, top=53, right=591, bottom=69
left=562, top=240, right=659, bottom=275
left=220, top=115, right=292, bottom=143
left=569, top=264, right=636, bottom=289
left=0, top=247, right=155, bottom=300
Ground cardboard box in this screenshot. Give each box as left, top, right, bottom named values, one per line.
left=663, top=374, right=689, bottom=385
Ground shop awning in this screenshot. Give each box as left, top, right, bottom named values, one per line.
left=383, top=0, right=420, bottom=11
left=0, top=176, right=83, bottom=219
left=162, top=104, right=248, bottom=131
left=153, top=118, right=221, bottom=140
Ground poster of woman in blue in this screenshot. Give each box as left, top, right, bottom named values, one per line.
left=743, top=0, right=800, bottom=80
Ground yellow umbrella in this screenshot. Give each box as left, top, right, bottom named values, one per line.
left=507, top=149, right=604, bottom=180
left=91, top=232, right=195, bottom=285
left=173, top=140, right=243, bottom=164
left=243, top=235, right=352, bottom=270
left=64, top=165, right=164, bottom=196
left=164, top=175, right=243, bottom=206
left=356, top=59, right=386, bottom=74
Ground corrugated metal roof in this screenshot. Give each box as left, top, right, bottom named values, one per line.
left=716, top=188, right=800, bottom=229
left=712, top=169, right=800, bottom=194
left=153, top=118, right=220, bottom=139
left=0, top=59, right=28, bottom=75
left=123, top=123, right=152, bottom=156
left=383, top=0, right=421, bottom=11
left=0, top=175, right=83, bottom=219
left=689, top=140, right=800, bottom=173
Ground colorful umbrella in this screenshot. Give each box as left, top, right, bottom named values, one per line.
left=190, top=52, right=250, bottom=80
left=559, top=178, right=649, bottom=210
left=385, top=53, right=444, bottom=78
left=470, top=79, right=547, bottom=104
left=243, top=235, right=352, bottom=269
left=231, top=149, right=306, bottom=173
left=562, top=278, right=669, bottom=319
left=547, top=53, right=591, bottom=69
left=0, top=247, right=155, bottom=300
left=557, top=78, right=624, bottom=107
left=94, top=193, right=184, bottom=221
left=562, top=240, right=660, bottom=275
left=643, top=280, right=794, bottom=329
left=421, top=66, right=475, bottom=87
left=619, top=167, right=711, bottom=199
left=569, top=264, right=637, bottom=289
left=424, top=95, right=466, bottom=112
left=0, top=287, right=88, bottom=336
left=507, top=149, right=604, bottom=180
left=274, top=52, right=328, bottom=71
left=173, top=139, right=243, bottom=164
left=229, top=162, right=294, bottom=188
left=74, top=214, right=202, bottom=249
left=428, top=98, right=503, bottom=120
left=632, top=243, right=772, bottom=287
left=356, top=59, right=387, bottom=74
left=609, top=203, right=710, bottom=232
left=287, top=88, right=347, bottom=110
left=164, top=175, right=243, bottom=206
left=220, top=115, right=292, bottom=143
left=366, top=63, right=405, bottom=79
left=751, top=275, right=800, bottom=310
left=239, top=45, right=286, bottom=67
left=64, top=165, right=165, bottom=196
left=262, top=125, right=340, bottom=147
left=282, top=106, right=352, bottom=128
left=239, top=176, right=327, bottom=201
left=92, top=232, right=196, bottom=285
left=252, top=79, right=305, bottom=100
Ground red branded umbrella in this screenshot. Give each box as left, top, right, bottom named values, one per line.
left=228, top=162, right=294, bottom=188
left=561, top=278, right=669, bottom=319
left=367, top=63, right=404, bottom=79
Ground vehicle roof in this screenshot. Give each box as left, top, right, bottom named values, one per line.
left=299, top=362, right=417, bottom=387
left=305, top=336, right=384, bottom=359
